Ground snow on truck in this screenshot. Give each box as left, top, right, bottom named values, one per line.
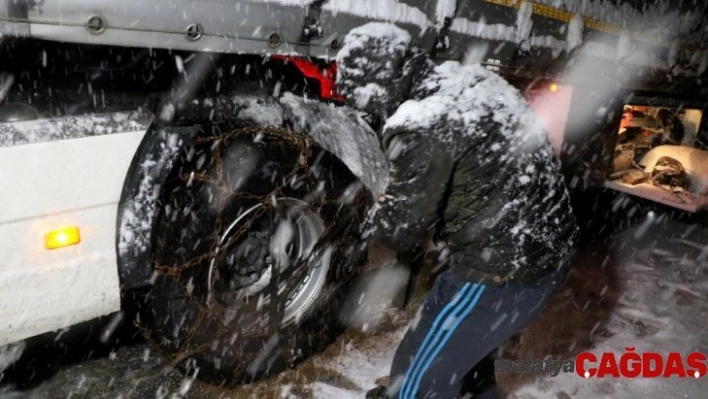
left=1, top=0, right=707, bottom=385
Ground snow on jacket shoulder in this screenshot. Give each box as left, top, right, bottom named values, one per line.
left=376, top=61, right=578, bottom=284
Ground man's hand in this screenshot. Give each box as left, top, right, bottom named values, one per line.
left=364, top=132, right=453, bottom=254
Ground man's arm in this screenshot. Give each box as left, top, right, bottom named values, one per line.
left=368, top=131, right=454, bottom=253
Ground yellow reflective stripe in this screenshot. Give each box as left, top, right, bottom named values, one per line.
left=481, top=0, right=518, bottom=6
left=530, top=2, right=576, bottom=23
left=480, top=0, right=690, bottom=50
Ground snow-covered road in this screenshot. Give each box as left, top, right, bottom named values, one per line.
left=501, top=214, right=708, bottom=398
left=300, top=213, right=708, bottom=399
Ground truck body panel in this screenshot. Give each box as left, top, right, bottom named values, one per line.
left=0, top=131, right=145, bottom=345
left=2, top=0, right=705, bottom=92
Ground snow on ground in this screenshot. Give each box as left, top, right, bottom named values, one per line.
left=503, top=215, right=708, bottom=398
left=309, top=264, right=411, bottom=399
left=282, top=213, right=708, bottom=398
left=3, top=214, right=708, bottom=399
left=309, top=326, right=407, bottom=399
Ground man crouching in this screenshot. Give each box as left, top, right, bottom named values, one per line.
left=336, top=23, right=578, bottom=399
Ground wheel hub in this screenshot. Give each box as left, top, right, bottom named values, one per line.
left=208, top=198, right=332, bottom=327
left=216, top=230, right=272, bottom=292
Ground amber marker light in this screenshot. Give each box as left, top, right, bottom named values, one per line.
left=549, top=82, right=559, bottom=93
left=45, top=226, right=81, bottom=250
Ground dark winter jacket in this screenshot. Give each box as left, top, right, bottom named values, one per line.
left=337, top=23, right=578, bottom=285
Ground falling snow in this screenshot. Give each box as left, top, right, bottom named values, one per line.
left=2, top=2, right=708, bottom=399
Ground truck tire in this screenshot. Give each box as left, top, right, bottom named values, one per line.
left=138, top=120, right=370, bottom=386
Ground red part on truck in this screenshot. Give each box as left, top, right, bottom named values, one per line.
left=270, top=55, right=345, bottom=102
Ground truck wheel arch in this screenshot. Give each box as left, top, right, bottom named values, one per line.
left=116, top=93, right=389, bottom=289
left=116, top=122, right=202, bottom=289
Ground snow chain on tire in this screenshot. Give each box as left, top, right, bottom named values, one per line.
left=134, top=125, right=369, bottom=379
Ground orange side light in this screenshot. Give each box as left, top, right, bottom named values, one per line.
left=549, top=82, right=559, bottom=93
left=45, top=226, right=81, bottom=250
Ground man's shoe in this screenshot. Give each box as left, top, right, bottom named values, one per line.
left=365, top=385, right=389, bottom=399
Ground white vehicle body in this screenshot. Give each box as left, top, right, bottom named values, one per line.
left=0, top=127, right=147, bottom=345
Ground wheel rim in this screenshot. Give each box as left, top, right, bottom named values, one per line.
left=207, top=197, right=332, bottom=328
